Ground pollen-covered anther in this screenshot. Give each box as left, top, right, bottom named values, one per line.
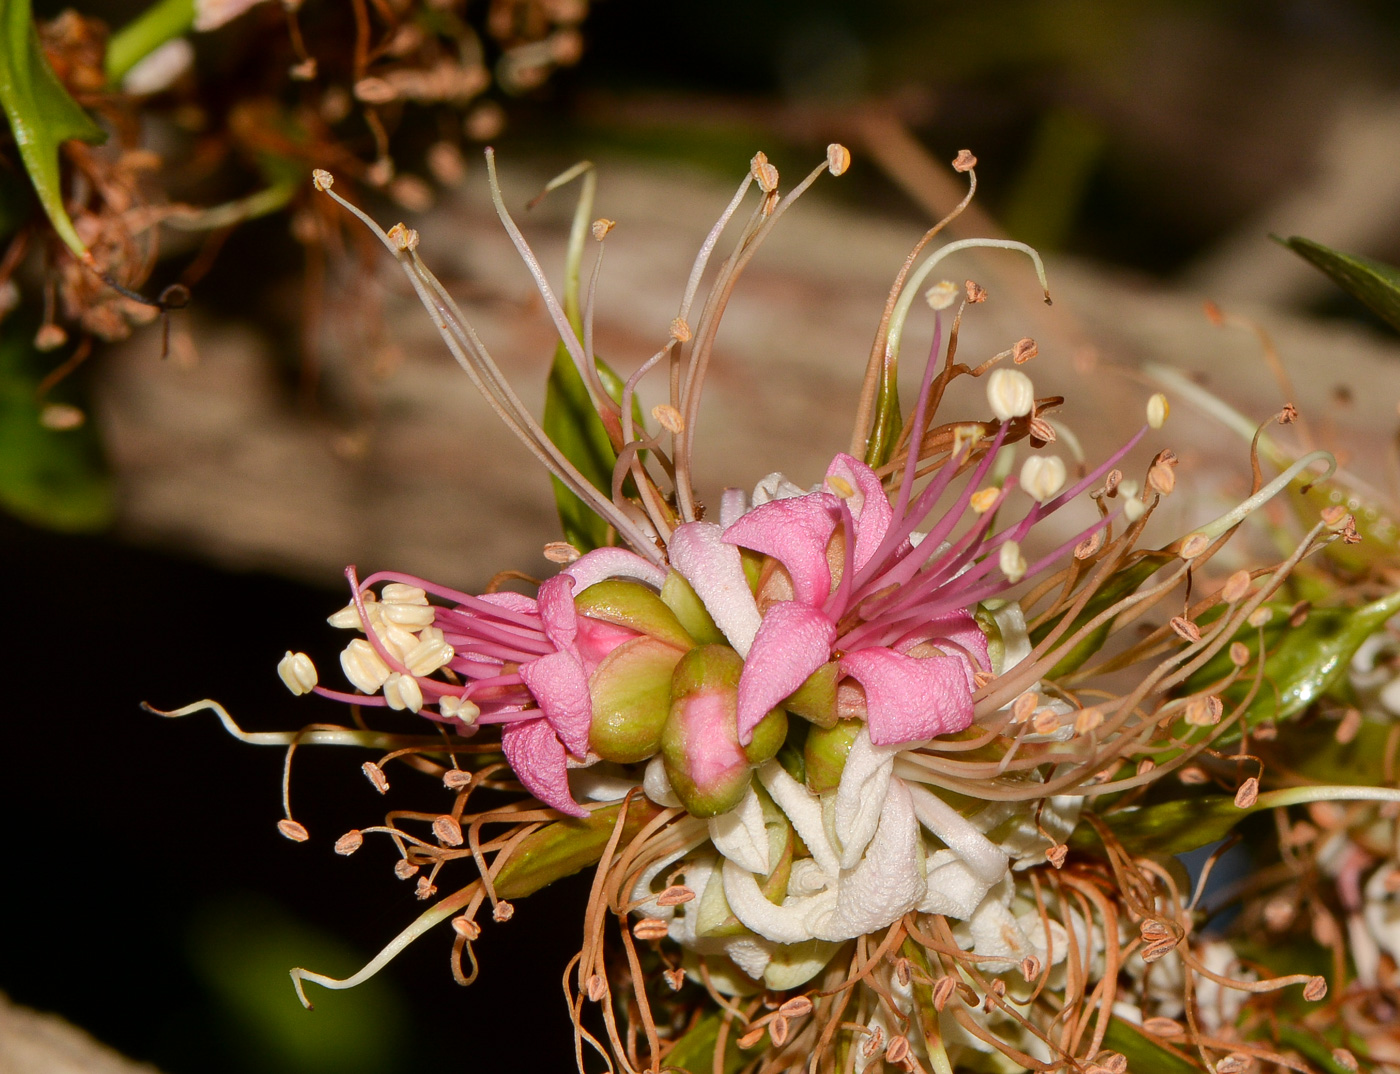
left=362, top=760, right=390, bottom=794
left=652, top=404, right=685, bottom=434
left=342, top=638, right=392, bottom=694
left=925, top=279, right=958, bottom=310
left=1147, top=392, right=1170, bottom=429
left=394, top=858, right=418, bottom=879
left=1074, top=531, right=1105, bottom=559
left=1179, top=532, right=1210, bottom=559
left=403, top=637, right=453, bottom=677
left=825, top=474, right=855, bottom=498
left=987, top=368, right=1035, bottom=422
left=1234, top=776, right=1259, bottom=808
left=656, top=885, right=696, bottom=906
left=439, top=695, right=480, bottom=725
left=590, top=217, right=615, bottom=241
left=451, top=915, right=480, bottom=940
left=750, top=152, right=779, bottom=193
left=968, top=487, right=999, bottom=515
left=769, top=1015, right=791, bottom=1047
left=632, top=917, right=669, bottom=941
left=586, top=973, right=607, bottom=1001
left=965, top=279, right=987, bottom=304
left=931, top=976, right=957, bottom=1011
left=1169, top=615, right=1201, bottom=643
left=663, top=968, right=685, bottom=991
left=999, top=540, right=1027, bottom=583
left=278, top=819, right=310, bottom=842
left=433, top=814, right=464, bottom=846
left=335, top=829, right=364, bottom=855
left=1019, top=955, right=1041, bottom=982
left=1229, top=642, right=1250, bottom=667
left=386, top=222, right=419, bottom=252
left=1124, top=492, right=1147, bottom=523
left=415, top=876, right=437, bottom=900
left=1184, top=695, right=1222, bottom=726
left=826, top=143, right=851, bottom=176
left=277, top=651, right=318, bottom=695
left=312, top=169, right=334, bottom=191
left=950, top=424, right=985, bottom=459
left=1046, top=844, right=1068, bottom=868
left=380, top=600, right=435, bottom=627
left=383, top=672, right=424, bottom=712
left=493, top=900, right=515, bottom=922
left=1020, top=454, right=1066, bottom=502
left=1012, top=337, right=1037, bottom=363
left=952, top=149, right=977, bottom=172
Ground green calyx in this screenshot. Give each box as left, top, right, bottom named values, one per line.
left=588, top=635, right=687, bottom=763
left=803, top=719, right=863, bottom=793
left=576, top=577, right=696, bottom=651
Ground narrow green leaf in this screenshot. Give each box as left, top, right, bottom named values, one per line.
left=103, top=0, right=194, bottom=85
left=492, top=796, right=664, bottom=900
left=0, top=0, right=106, bottom=257
left=1072, top=795, right=1250, bottom=859
left=1279, top=235, right=1400, bottom=334
left=0, top=320, right=113, bottom=531
left=1100, top=1019, right=1201, bottom=1074
left=862, top=350, right=901, bottom=469
left=543, top=341, right=623, bottom=552
left=665, top=1012, right=758, bottom=1074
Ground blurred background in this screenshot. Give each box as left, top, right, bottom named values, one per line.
left=5, top=0, right=1400, bottom=1070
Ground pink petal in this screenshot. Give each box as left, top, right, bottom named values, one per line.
left=478, top=591, right=538, bottom=616
left=668, top=522, right=761, bottom=656
left=519, top=649, right=593, bottom=758
left=535, top=574, right=579, bottom=650
left=736, top=602, right=836, bottom=744
left=501, top=717, right=587, bottom=817
left=572, top=615, right=641, bottom=671
left=899, top=610, right=990, bottom=690
left=826, top=454, right=892, bottom=570
left=564, top=548, right=667, bottom=592
left=838, top=647, right=974, bottom=746
left=723, top=493, right=840, bottom=607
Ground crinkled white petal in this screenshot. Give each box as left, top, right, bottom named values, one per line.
left=906, top=781, right=1008, bottom=884
left=709, top=786, right=771, bottom=875
left=918, top=850, right=1000, bottom=919
left=643, top=754, right=681, bottom=807
left=751, top=472, right=811, bottom=506
left=569, top=764, right=639, bottom=803
left=813, top=779, right=925, bottom=940
left=722, top=858, right=839, bottom=945
left=724, top=938, right=774, bottom=980
left=833, top=728, right=899, bottom=869
left=758, top=761, right=840, bottom=876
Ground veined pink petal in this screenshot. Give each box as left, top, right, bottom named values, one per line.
left=501, top=717, right=587, bottom=817
left=535, top=574, right=579, bottom=650
left=825, top=454, right=891, bottom=571
left=723, top=493, right=840, bottom=607
left=668, top=522, right=761, bottom=655
left=736, top=602, right=836, bottom=744
left=838, top=647, right=974, bottom=746
left=564, top=548, right=667, bottom=592
left=519, top=649, right=592, bottom=757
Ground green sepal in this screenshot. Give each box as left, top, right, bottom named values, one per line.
left=660, top=569, right=725, bottom=645
left=740, top=548, right=763, bottom=592
left=804, top=719, right=862, bottom=793
left=743, top=706, right=788, bottom=766
left=492, top=796, right=665, bottom=899
left=575, top=577, right=695, bottom=651
left=1278, top=235, right=1400, bottom=334
left=782, top=660, right=840, bottom=728
left=1178, top=589, right=1400, bottom=737
left=587, top=635, right=686, bottom=763
left=0, top=0, right=106, bottom=259
left=543, top=341, right=625, bottom=553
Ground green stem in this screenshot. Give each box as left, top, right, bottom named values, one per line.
left=104, top=0, right=194, bottom=85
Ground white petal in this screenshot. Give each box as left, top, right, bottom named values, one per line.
left=985, top=600, right=1032, bottom=674
left=569, top=764, right=639, bottom=804
left=906, top=782, right=1008, bottom=884
left=721, top=858, right=836, bottom=945
left=710, top=787, right=771, bottom=875
left=832, top=728, right=898, bottom=869
left=667, top=522, right=762, bottom=656
left=719, top=487, right=748, bottom=529
left=816, top=779, right=925, bottom=941
left=758, top=761, right=840, bottom=877
left=967, top=898, right=1032, bottom=964
left=918, top=851, right=998, bottom=919
left=723, top=938, right=774, bottom=980
left=751, top=472, right=810, bottom=505
left=643, top=754, right=681, bottom=807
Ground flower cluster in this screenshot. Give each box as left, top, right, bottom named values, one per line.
left=165, top=146, right=1400, bottom=1074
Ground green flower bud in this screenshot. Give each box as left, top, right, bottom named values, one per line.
left=659, top=570, right=725, bottom=644
left=575, top=578, right=695, bottom=651
left=803, top=719, right=863, bottom=793
left=588, top=636, right=687, bottom=763
left=780, top=660, right=840, bottom=728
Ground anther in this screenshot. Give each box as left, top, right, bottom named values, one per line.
left=1247, top=606, right=1274, bottom=628
left=1124, top=496, right=1147, bottom=523
left=278, top=819, right=310, bottom=842
left=973, top=670, right=995, bottom=688
left=1013, top=337, right=1037, bottom=364
left=586, top=974, right=607, bottom=1001
left=750, top=152, right=779, bottom=193
left=885, top=1035, right=909, bottom=1064
left=1142, top=1017, right=1184, bottom=1039
left=780, top=996, right=813, bottom=1018
left=1032, top=709, right=1060, bottom=735
left=278, top=651, right=318, bottom=695
left=433, top=815, right=464, bottom=846
left=1074, top=531, right=1105, bottom=560
left=443, top=769, right=472, bottom=791
left=335, top=830, right=364, bottom=855
left=769, top=1015, right=790, bottom=1047
left=931, top=976, right=957, bottom=1011
left=951, top=149, right=977, bottom=172
left=861, top=1027, right=884, bottom=1058
left=737, top=1026, right=766, bottom=1050
left=1012, top=692, right=1039, bottom=723
left=965, top=279, right=987, bottom=304
left=1179, top=533, right=1209, bottom=559
left=656, top=885, right=696, bottom=906
left=969, top=487, right=999, bottom=514
left=1046, top=844, right=1068, bottom=869
left=1103, top=469, right=1123, bottom=497
left=1229, top=642, right=1250, bottom=667
left=1184, top=695, right=1223, bottom=726
left=405, top=638, right=454, bottom=676
left=452, top=916, right=480, bottom=940
left=342, top=638, right=391, bottom=694
left=1020, top=956, right=1041, bottom=982
left=1234, top=777, right=1259, bottom=808
left=826, top=143, right=851, bottom=176
left=986, top=368, right=1034, bottom=422
left=394, top=859, right=419, bottom=879
left=632, top=917, right=669, bottom=941
left=493, top=900, right=515, bottom=922
left=543, top=541, right=581, bottom=564
left=664, top=968, right=685, bottom=991
left=363, top=761, right=390, bottom=794
left=415, top=876, right=438, bottom=900
left=1169, top=616, right=1202, bottom=643
left=1074, top=707, right=1104, bottom=734
left=999, top=541, right=1027, bottom=583
left=1216, top=1055, right=1251, bottom=1074
left=386, top=222, right=419, bottom=252
left=312, top=169, right=334, bottom=191
left=591, top=218, right=615, bottom=240
left=925, top=280, right=958, bottom=310
left=1028, top=416, right=1056, bottom=443
left=1332, top=1048, right=1359, bottom=1072
left=669, top=316, right=691, bottom=342
left=1178, top=766, right=1208, bottom=784
left=383, top=672, right=424, bottom=712
left=1147, top=450, right=1177, bottom=496
left=1222, top=570, right=1252, bottom=602
left=1020, top=455, right=1066, bottom=502
left=1303, top=976, right=1328, bottom=1001
left=652, top=404, right=685, bottom=434
left=825, top=475, right=854, bottom=498
left=439, top=695, right=480, bottom=725
left=1280, top=404, right=1299, bottom=425
left=1147, top=392, right=1169, bottom=429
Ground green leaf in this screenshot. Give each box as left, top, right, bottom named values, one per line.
left=492, top=796, right=664, bottom=900
left=1278, top=235, right=1400, bottom=334
left=543, top=341, right=625, bottom=552
left=104, top=0, right=194, bottom=85
left=0, top=320, right=113, bottom=530
left=0, top=0, right=106, bottom=258
left=1100, top=1019, right=1201, bottom=1074
left=862, top=350, right=901, bottom=469
left=1178, top=589, right=1400, bottom=735
left=1072, top=795, right=1252, bottom=859
left=664, top=1012, right=759, bottom=1074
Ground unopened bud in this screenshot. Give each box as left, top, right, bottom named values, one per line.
left=1020, top=454, right=1066, bottom=502
left=826, top=143, right=851, bottom=176
left=1147, top=392, right=1169, bottom=428
left=986, top=368, right=1034, bottom=422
